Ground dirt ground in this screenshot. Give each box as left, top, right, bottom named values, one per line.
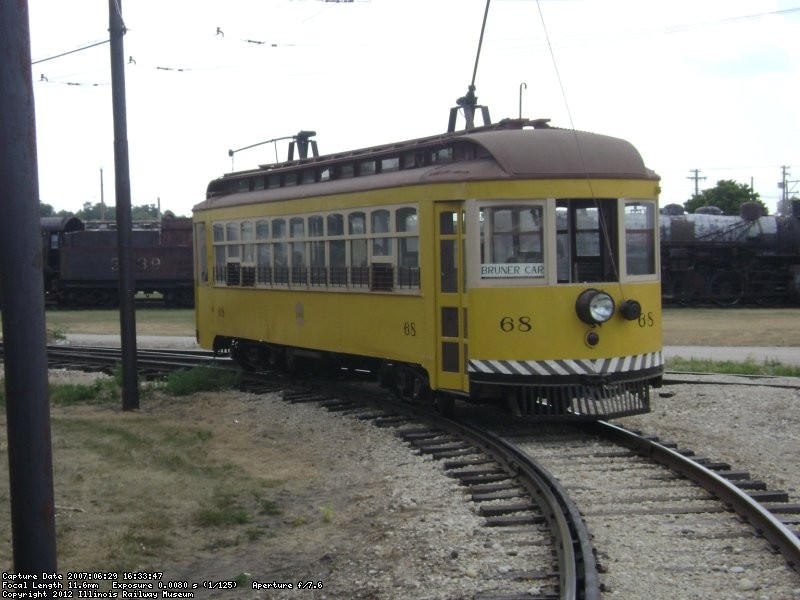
left=0, top=373, right=444, bottom=594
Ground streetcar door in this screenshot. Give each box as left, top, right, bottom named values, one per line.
left=434, top=203, right=468, bottom=393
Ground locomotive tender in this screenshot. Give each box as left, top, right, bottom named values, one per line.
left=193, top=118, right=664, bottom=419
left=41, top=215, right=194, bottom=307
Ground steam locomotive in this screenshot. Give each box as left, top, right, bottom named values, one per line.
left=660, top=201, right=800, bottom=306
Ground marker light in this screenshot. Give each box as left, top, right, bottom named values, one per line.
left=620, top=299, right=642, bottom=321
left=575, top=289, right=615, bottom=325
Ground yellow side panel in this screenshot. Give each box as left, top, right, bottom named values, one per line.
left=196, top=286, right=435, bottom=373
left=467, top=283, right=662, bottom=361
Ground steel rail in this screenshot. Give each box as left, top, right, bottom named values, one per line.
left=438, top=415, right=600, bottom=600
left=592, top=420, right=800, bottom=575
left=0, top=344, right=227, bottom=374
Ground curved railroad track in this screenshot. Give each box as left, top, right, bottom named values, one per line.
left=6, top=344, right=800, bottom=597
left=264, top=379, right=601, bottom=599
left=459, top=407, right=800, bottom=597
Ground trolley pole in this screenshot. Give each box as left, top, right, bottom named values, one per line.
left=109, top=0, right=139, bottom=410
left=0, top=0, right=58, bottom=574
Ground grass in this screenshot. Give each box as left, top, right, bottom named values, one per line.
left=50, top=377, right=120, bottom=405
left=44, top=308, right=195, bottom=337
left=665, top=356, right=800, bottom=377
left=0, top=363, right=273, bottom=573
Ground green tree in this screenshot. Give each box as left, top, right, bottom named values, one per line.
left=75, top=201, right=115, bottom=221
left=131, top=203, right=160, bottom=220
left=684, top=179, right=767, bottom=216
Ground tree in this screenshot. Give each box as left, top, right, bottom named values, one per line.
left=131, top=203, right=160, bottom=220
left=683, top=179, right=768, bottom=216
left=75, top=201, right=114, bottom=221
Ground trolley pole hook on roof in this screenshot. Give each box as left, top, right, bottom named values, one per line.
left=227, top=130, right=319, bottom=170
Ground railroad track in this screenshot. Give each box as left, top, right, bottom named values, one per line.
left=43, top=344, right=224, bottom=376
left=6, top=344, right=800, bottom=596
left=259, top=378, right=601, bottom=599
left=460, top=407, right=800, bottom=596
left=2, top=345, right=598, bottom=598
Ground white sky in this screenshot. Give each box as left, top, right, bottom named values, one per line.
left=27, top=0, right=800, bottom=217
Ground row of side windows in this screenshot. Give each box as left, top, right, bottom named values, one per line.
left=211, top=205, right=420, bottom=292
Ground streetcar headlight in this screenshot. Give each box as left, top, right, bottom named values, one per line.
left=575, top=289, right=615, bottom=325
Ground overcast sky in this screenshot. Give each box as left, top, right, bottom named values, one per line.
left=27, top=0, right=800, bottom=217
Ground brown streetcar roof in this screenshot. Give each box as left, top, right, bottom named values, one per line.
left=195, top=119, right=658, bottom=212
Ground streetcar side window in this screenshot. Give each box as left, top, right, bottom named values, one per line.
left=256, top=219, right=271, bottom=286
left=241, top=221, right=255, bottom=286
left=396, top=207, right=419, bottom=289
left=272, top=219, right=288, bottom=285
left=224, top=222, right=241, bottom=286
left=624, top=200, right=657, bottom=277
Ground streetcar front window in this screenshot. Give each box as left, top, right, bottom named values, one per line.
left=480, top=205, right=545, bottom=280
left=556, top=199, right=619, bottom=283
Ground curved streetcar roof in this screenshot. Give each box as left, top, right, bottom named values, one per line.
left=196, top=120, right=658, bottom=212
left=468, top=128, right=654, bottom=179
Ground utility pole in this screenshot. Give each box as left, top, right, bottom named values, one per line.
left=687, top=168, right=706, bottom=197
left=109, top=0, right=139, bottom=410
left=0, top=0, right=58, bottom=574
left=778, top=165, right=799, bottom=216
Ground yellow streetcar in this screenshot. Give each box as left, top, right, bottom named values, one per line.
left=193, top=118, right=663, bottom=419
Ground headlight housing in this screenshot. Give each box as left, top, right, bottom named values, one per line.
left=575, top=289, right=615, bottom=325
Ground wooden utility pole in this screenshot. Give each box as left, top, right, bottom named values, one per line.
left=109, top=0, right=139, bottom=410
left=687, top=168, right=706, bottom=197
left=0, top=0, right=58, bottom=573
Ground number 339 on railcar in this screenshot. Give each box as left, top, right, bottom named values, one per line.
left=192, top=120, right=663, bottom=419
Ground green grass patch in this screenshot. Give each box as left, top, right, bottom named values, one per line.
left=50, top=378, right=120, bottom=405
left=195, top=491, right=250, bottom=527
left=666, top=357, right=800, bottom=377
left=162, top=366, right=239, bottom=396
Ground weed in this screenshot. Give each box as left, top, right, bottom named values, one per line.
left=292, top=515, right=307, bottom=527
left=246, top=527, right=267, bottom=541
left=258, top=497, right=281, bottom=516
left=195, top=492, right=250, bottom=527
left=48, top=327, right=67, bottom=342
left=320, top=504, right=334, bottom=523
left=163, top=366, right=239, bottom=396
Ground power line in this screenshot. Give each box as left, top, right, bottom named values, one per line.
left=32, top=39, right=109, bottom=65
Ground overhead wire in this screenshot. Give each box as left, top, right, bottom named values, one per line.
left=534, top=0, right=624, bottom=294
